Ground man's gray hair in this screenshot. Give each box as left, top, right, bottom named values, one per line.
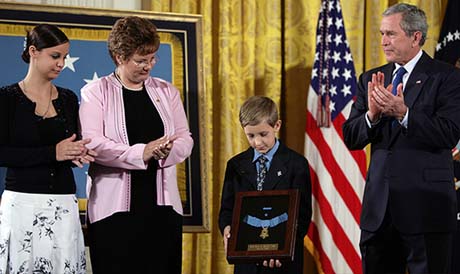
left=383, top=3, right=428, bottom=46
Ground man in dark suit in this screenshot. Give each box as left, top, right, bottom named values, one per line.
left=342, top=3, right=460, bottom=274
left=218, top=95, right=312, bottom=274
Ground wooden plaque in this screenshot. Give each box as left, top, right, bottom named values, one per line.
left=227, top=189, right=300, bottom=264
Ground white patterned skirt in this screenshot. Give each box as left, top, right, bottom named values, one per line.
left=0, top=190, right=86, bottom=274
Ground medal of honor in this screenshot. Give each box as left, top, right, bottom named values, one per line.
left=243, top=212, right=288, bottom=240
left=260, top=227, right=269, bottom=239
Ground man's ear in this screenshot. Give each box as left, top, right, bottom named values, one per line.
left=412, top=31, right=422, bottom=47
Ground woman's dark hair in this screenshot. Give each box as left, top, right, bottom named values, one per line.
left=21, top=24, right=69, bottom=63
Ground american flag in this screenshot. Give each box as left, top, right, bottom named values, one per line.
left=304, top=0, right=367, bottom=273
left=434, top=0, right=460, bottom=67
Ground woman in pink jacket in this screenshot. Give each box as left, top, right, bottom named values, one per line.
left=79, top=16, right=193, bottom=274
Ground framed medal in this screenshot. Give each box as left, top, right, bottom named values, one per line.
left=227, top=189, right=300, bottom=264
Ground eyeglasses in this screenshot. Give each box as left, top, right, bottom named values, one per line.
left=131, top=55, right=159, bottom=68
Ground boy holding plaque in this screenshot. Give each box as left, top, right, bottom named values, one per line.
left=218, top=95, right=312, bottom=274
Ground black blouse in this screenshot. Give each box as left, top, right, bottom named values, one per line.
left=0, top=83, right=80, bottom=194
left=122, top=86, right=164, bottom=212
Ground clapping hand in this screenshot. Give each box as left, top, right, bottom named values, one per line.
left=368, top=72, right=407, bottom=120
left=56, top=134, right=97, bottom=167
left=72, top=147, right=97, bottom=168
left=143, top=135, right=177, bottom=162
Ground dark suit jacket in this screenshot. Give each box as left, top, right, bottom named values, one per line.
left=218, top=141, right=312, bottom=274
left=343, top=51, right=460, bottom=234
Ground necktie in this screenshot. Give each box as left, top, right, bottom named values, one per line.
left=256, top=156, right=267, bottom=191
left=390, top=67, right=407, bottom=128
left=391, top=67, right=407, bottom=95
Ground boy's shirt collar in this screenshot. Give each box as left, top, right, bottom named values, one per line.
left=252, top=139, right=280, bottom=164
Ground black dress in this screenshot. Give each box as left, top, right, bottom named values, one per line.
left=88, top=86, right=182, bottom=274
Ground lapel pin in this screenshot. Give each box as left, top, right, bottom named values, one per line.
left=416, top=80, right=422, bottom=84
left=277, top=171, right=282, bottom=176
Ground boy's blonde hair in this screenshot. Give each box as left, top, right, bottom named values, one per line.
left=239, top=96, right=279, bottom=127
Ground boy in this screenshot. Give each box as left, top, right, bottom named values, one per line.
left=218, top=95, right=312, bottom=274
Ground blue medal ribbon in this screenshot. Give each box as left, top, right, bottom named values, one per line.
left=243, top=212, right=288, bottom=228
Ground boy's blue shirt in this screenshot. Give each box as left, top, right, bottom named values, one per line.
left=252, top=139, right=279, bottom=172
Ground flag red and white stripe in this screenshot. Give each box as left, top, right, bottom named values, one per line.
left=304, top=0, right=367, bottom=273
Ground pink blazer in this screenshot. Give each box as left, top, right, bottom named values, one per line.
left=79, top=73, right=193, bottom=223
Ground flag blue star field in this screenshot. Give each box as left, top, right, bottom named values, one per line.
left=0, top=34, right=173, bottom=198
left=434, top=0, right=460, bottom=66
left=304, top=0, right=366, bottom=273
left=309, top=1, right=357, bottom=126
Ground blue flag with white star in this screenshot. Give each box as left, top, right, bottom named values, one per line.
left=435, top=0, right=460, bottom=67
left=310, top=0, right=358, bottom=126
left=0, top=34, right=173, bottom=198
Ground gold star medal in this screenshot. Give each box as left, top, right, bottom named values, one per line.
left=260, top=227, right=269, bottom=239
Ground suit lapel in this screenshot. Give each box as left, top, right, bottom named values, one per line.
left=262, top=157, right=287, bottom=190
left=404, top=73, right=427, bottom=108
left=235, top=149, right=258, bottom=190
left=403, top=53, right=431, bottom=108
left=388, top=51, right=431, bottom=142
left=262, top=144, right=289, bottom=190
left=384, top=64, right=394, bottom=87
left=236, top=144, right=290, bottom=191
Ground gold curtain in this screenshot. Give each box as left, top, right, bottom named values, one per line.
left=142, top=1, right=447, bottom=273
